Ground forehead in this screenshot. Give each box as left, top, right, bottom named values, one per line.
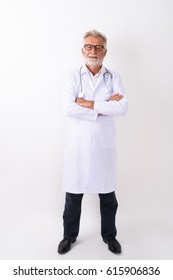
left=84, top=36, right=105, bottom=45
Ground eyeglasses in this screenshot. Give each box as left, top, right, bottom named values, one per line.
left=84, top=44, right=105, bottom=51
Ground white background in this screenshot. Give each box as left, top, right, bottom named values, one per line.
left=0, top=0, right=173, bottom=260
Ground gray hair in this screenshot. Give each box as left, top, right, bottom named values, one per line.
left=83, top=29, right=107, bottom=48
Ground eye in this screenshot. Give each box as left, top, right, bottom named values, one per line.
left=95, top=45, right=103, bottom=51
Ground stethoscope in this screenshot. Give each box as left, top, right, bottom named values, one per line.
left=78, top=66, right=113, bottom=98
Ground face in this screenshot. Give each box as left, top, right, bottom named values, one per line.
left=82, top=36, right=107, bottom=68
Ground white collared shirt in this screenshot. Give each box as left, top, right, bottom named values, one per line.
left=88, top=69, right=101, bottom=87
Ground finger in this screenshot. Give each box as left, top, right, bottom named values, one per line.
left=108, top=95, right=124, bottom=101
left=110, top=95, right=123, bottom=100
left=114, top=95, right=123, bottom=99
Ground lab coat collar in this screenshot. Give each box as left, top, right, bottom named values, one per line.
left=81, top=65, right=107, bottom=76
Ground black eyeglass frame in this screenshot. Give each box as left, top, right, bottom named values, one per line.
left=83, top=44, right=105, bottom=51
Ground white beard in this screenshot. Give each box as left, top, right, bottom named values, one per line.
left=85, top=57, right=103, bottom=68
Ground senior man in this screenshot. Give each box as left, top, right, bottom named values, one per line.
left=58, top=29, right=128, bottom=254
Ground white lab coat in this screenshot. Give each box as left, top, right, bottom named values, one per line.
left=62, top=65, right=128, bottom=194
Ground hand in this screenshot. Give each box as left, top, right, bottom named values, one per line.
left=108, top=93, right=124, bottom=101
left=76, top=98, right=85, bottom=106
left=76, top=98, right=94, bottom=109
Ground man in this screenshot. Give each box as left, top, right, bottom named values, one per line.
left=58, top=29, right=128, bottom=254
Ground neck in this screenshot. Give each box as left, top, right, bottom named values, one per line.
left=86, top=64, right=102, bottom=76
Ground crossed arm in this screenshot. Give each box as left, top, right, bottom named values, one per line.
left=75, top=93, right=124, bottom=110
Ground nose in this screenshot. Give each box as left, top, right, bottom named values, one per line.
left=90, top=46, right=97, bottom=54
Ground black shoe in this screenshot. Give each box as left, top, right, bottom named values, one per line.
left=58, top=238, right=76, bottom=254
left=105, top=237, right=121, bottom=254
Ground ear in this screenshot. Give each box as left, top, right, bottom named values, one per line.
left=81, top=48, right=84, bottom=55
left=103, top=49, right=107, bottom=57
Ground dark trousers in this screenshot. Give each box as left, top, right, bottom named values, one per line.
left=63, top=191, right=118, bottom=242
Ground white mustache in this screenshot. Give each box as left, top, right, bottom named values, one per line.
left=88, top=56, right=98, bottom=58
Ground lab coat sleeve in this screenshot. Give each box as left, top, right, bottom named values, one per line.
left=63, top=70, right=98, bottom=122
left=94, top=73, right=128, bottom=116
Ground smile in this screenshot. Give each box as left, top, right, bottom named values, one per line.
left=88, top=56, right=98, bottom=59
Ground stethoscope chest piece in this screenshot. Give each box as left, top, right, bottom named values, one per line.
left=78, top=91, right=84, bottom=98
